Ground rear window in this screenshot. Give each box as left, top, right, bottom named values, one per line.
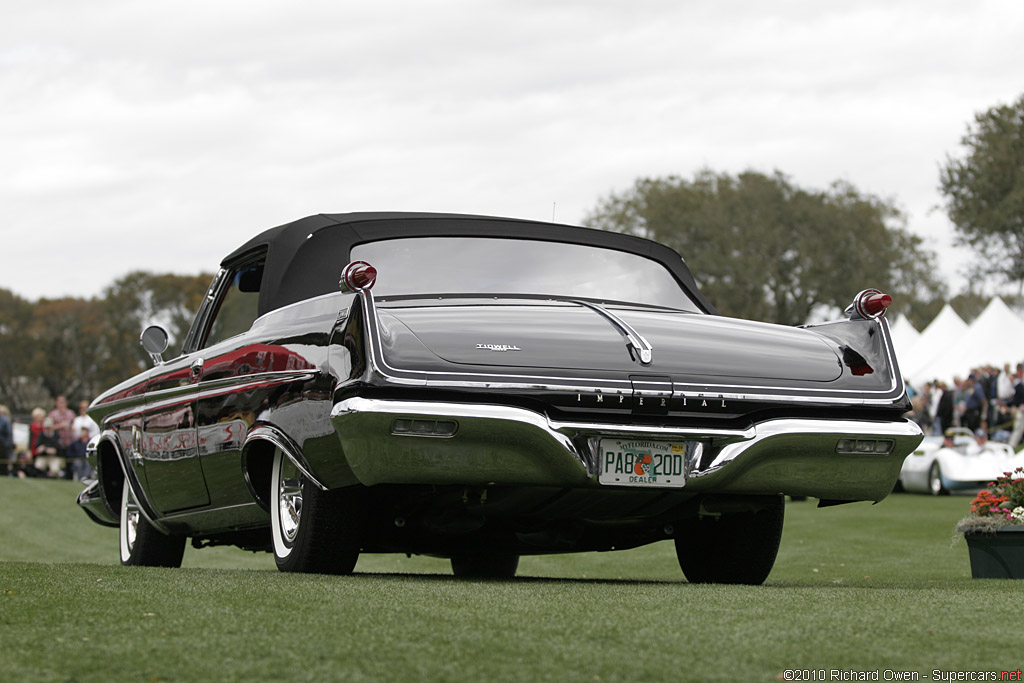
left=350, top=237, right=698, bottom=311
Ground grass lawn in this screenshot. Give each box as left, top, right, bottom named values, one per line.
left=0, top=478, right=1018, bottom=682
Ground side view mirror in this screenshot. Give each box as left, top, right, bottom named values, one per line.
left=140, top=325, right=170, bottom=365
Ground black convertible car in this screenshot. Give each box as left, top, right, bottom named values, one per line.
left=78, top=212, right=922, bottom=583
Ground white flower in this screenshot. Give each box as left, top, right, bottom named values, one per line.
left=1012, top=506, right=1024, bottom=522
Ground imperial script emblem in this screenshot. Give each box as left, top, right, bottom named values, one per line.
left=476, top=344, right=522, bottom=352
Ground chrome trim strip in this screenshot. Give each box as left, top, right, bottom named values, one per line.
left=182, top=269, right=228, bottom=354
left=191, top=371, right=319, bottom=402
left=573, top=300, right=653, bottom=364
left=359, top=293, right=905, bottom=405
left=140, top=370, right=319, bottom=413
left=88, top=385, right=151, bottom=427
left=95, top=402, right=147, bottom=427
left=160, top=501, right=263, bottom=522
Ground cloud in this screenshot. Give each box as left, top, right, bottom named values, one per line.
left=1, top=0, right=1021, bottom=300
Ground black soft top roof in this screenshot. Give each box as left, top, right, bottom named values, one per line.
left=223, top=212, right=717, bottom=316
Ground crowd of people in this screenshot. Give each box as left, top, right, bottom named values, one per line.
left=907, top=362, right=1024, bottom=446
left=0, top=395, right=98, bottom=480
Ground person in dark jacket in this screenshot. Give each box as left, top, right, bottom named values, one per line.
left=0, top=405, right=13, bottom=475
left=66, top=427, right=91, bottom=481
left=34, top=418, right=64, bottom=478
left=935, top=381, right=955, bottom=434
left=1012, top=365, right=1024, bottom=408
left=962, top=376, right=987, bottom=432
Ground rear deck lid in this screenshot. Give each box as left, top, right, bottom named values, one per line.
left=377, top=299, right=842, bottom=382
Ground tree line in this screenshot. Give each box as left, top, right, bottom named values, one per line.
left=585, top=169, right=947, bottom=326
left=0, top=272, right=212, bottom=414
left=2, top=94, right=1021, bottom=414
left=585, top=93, right=1024, bottom=325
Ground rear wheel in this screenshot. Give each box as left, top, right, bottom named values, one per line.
left=673, top=496, right=784, bottom=585
left=450, top=554, right=520, bottom=579
left=271, top=448, right=364, bottom=574
left=120, top=485, right=185, bottom=567
left=928, top=463, right=948, bottom=496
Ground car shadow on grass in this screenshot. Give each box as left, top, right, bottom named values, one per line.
left=347, top=571, right=975, bottom=590
left=346, top=571, right=792, bottom=587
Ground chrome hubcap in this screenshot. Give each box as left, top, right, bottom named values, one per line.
left=277, top=459, right=303, bottom=544
left=121, top=485, right=140, bottom=562
left=125, top=505, right=139, bottom=550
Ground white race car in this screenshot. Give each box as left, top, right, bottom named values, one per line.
left=899, top=428, right=1024, bottom=495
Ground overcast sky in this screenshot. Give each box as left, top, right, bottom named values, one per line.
left=3, top=0, right=1022, bottom=303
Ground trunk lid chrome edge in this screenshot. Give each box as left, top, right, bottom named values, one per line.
left=572, top=299, right=653, bottom=365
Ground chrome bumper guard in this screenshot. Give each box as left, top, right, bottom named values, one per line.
left=330, top=397, right=923, bottom=501
left=77, top=479, right=119, bottom=528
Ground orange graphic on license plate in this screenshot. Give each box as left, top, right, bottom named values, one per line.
left=633, top=453, right=652, bottom=476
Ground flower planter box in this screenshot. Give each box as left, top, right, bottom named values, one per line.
left=965, top=526, right=1024, bottom=579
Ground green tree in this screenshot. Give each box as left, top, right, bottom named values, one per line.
left=96, top=271, right=213, bottom=387
left=27, top=297, right=106, bottom=402
left=939, top=93, right=1024, bottom=291
left=585, top=169, right=946, bottom=325
left=0, top=288, right=37, bottom=411
left=0, top=273, right=214, bottom=411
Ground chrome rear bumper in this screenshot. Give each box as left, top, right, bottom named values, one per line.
left=329, top=397, right=923, bottom=502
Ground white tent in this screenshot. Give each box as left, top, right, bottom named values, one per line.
left=899, top=303, right=968, bottom=382
left=888, top=314, right=920, bottom=365
left=909, top=297, right=1024, bottom=382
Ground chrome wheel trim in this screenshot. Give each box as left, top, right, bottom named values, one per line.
left=271, top=449, right=303, bottom=559
left=120, top=485, right=140, bottom=563
left=279, top=471, right=303, bottom=543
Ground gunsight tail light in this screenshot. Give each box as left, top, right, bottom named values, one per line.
left=339, top=261, right=377, bottom=293
left=846, top=288, right=892, bottom=320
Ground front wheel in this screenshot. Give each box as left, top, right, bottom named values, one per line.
left=270, top=448, right=364, bottom=574
left=673, top=496, right=784, bottom=585
left=120, top=484, right=185, bottom=567
left=928, top=463, right=948, bottom=496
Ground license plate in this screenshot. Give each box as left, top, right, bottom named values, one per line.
left=598, top=438, right=699, bottom=488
